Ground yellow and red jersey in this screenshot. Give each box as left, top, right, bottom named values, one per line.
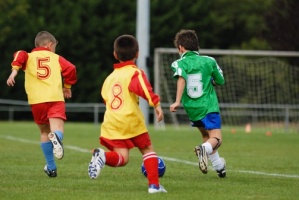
left=101, top=61, right=160, bottom=140
left=11, top=47, right=77, bottom=104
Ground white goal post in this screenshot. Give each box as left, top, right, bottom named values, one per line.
left=154, top=48, right=299, bottom=133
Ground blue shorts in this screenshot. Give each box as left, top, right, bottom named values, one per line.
left=190, top=113, right=221, bottom=130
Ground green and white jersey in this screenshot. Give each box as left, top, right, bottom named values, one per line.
left=171, top=51, right=224, bottom=121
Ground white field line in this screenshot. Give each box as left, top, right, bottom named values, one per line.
left=159, top=156, right=299, bottom=179
left=1, top=135, right=299, bottom=179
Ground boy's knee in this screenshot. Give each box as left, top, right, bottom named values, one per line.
left=212, top=137, right=222, bottom=150
left=122, top=156, right=129, bottom=166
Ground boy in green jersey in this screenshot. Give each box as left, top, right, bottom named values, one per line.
left=170, top=29, right=226, bottom=178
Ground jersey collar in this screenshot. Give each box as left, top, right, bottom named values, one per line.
left=31, top=47, right=51, bottom=52
left=181, top=51, right=199, bottom=58
left=114, top=61, right=136, bottom=69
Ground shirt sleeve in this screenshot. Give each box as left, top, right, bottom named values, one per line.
left=11, top=50, right=28, bottom=70
left=212, top=60, right=225, bottom=85
left=171, top=60, right=187, bottom=80
left=128, top=69, right=160, bottom=107
left=59, top=56, right=78, bottom=87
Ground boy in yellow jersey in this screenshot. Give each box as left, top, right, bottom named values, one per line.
left=88, top=35, right=167, bottom=194
left=6, top=31, right=77, bottom=177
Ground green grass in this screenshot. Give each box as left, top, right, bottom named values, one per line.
left=0, top=121, right=299, bottom=200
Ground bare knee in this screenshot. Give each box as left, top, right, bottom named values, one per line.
left=212, top=137, right=222, bottom=150
left=122, top=157, right=129, bottom=166
left=113, top=148, right=130, bottom=166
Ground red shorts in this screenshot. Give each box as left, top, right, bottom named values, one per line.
left=100, top=132, right=152, bottom=151
left=31, top=102, right=66, bottom=125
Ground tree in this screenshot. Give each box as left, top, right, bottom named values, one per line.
left=1, top=0, right=137, bottom=103
left=1, top=0, right=285, bottom=105
left=150, top=0, right=273, bottom=50
left=264, top=0, right=299, bottom=51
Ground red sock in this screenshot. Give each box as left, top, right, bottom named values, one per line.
left=143, top=152, right=159, bottom=186
left=105, top=151, right=125, bottom=167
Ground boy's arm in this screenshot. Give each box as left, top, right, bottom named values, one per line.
left=128, top=70, right=160, bottom=107
left=170, top=76, right=185, bottom=112
left=154, top=105, right=164, bottom=122
left=212, top=62, right=225, bottom=86
left=63, top=88, right=72, bottom=99
left=11, top=50, right=28, bottom=70
left=128, top=70, right=164, bottom=122
left=59, top=56, right=77, bottom=89
left=7, top=50, right=28, bottom=86
left=7, top=69, right=18, bottom=86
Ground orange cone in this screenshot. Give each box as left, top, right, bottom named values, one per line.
left=245, top=123, right=251, bottom=133
left=266, top=131, right=272, bottom=136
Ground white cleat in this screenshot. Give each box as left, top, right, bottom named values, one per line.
left=88, top=148, right=106, bottom=179
left=194, top=145, right=208, bottom=174
left=48, top=132, right=64, bottom=160
left=148, top=184, right=167, bottom=194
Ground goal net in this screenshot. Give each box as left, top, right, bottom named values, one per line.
left=154, top=48, right=299, bottom=133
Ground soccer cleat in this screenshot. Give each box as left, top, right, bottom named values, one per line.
left=148, top=184, right=167, bottom=194
left=88, top=148, right=106, bottom=179
left=48, top=132, right=64, bottom=160
left=44, top=165, right=57, bottom=178
left=216, top=157, right=226, bottom=178
left=194, top=145, right=208, bottom=174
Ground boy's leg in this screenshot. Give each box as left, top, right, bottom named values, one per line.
left=208, top=151, right=226, bottom=178
left=88, top=148, right=106, bottom=179
left=88, top=146, right=127, bottom=179
left=41, top=141, right=57, bottom=177
left=194, top=127, right=210, bottom=174
left=139, top=145, right=167, bottom=193
left=205, top=129, right=226, bottom=177
left=142, top=151, right=159, bottom=186
left=38, top=124, right=57, bottom=177
left=105, top=148, right=127, bottom=167
left=195, top=127, right=224, bottom=175
left=49, top=118, right=64, bottom=159
left=47, top=102, right=66, bottom=159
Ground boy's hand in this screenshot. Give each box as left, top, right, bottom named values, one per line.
left=63, top=88, right=72, bottom=99
left=7, top=70, right=18, bottom=86
left=211, top=77, right=217, bottom=86
left=155, top=105, right=164, bottom=122
left=170, top=101, right=180, bottom=112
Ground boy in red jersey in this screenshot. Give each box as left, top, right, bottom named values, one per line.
left=88, top=35, right=167, bottom=194
left=6, top=31, right=77, bottom=177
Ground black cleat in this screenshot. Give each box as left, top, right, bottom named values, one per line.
left=216, top=158, right=226, bottom=178
left=44, top=165, right=57, bottom=178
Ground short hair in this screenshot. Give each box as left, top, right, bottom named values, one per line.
left=174, top=29, right=199, bottom=51
left=34, top=31, right=57, bottom=47
left=114, top=35, right=139, bottom=61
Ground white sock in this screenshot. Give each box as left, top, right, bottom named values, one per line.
left=202, top=142, right=213, bottom=155
left=208, top=151, right=224, bottom=171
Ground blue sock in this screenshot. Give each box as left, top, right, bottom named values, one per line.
left=40, top=141, right=56, bottom=170
left=54, top=130, right=63, bottom=141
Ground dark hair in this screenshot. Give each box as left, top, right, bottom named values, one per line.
left=114, top=35, right=139, bottom=61
left=174, top=29, right=199, bottom=51
left=35, top=31, right=57, bottom=47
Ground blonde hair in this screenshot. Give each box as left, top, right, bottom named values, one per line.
left=34, top=31, right=57, bottom=47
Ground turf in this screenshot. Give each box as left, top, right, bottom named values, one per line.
left=0, top=121, right=298, bottom=200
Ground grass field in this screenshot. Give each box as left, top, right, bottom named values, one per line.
left=0, top=121, right=298, bottom=200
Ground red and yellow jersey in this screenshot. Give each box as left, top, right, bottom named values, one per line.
left=11, top=47, right=77, bottom=104
left=101, top=61, right=160, bottom=139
